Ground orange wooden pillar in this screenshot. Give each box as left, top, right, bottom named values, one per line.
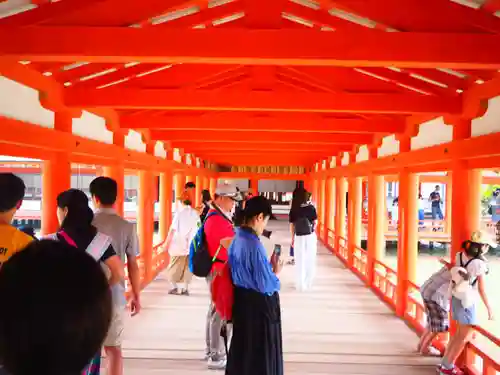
left=324, top=176, right=334, bottom=244
left=396, top=138, right=419, bottom=317
left=319, top=178, right=326, bottom=234
left=450, top=119, right=482, bottom=260
left=138, top=145, right=155, bottom=283
left=250, top=178, right=259, bottom=196
left=103, top=133, right=125, bottom=217
left=209, top=177, right=217, bottom=198
left=347, top=177, right=362, bottom=267
left=445, top=175, right=452, bottom=236
left=195, top=175, right=202, bottom=208
left=174, top=173, right=184, bottom=200
left=159, top=169, right=173, bottom=242
left=335, top=176, right=347, bottom=252
left=41, top=112, right=72, bottom=235
left=367, top=174, right=386, bottom=286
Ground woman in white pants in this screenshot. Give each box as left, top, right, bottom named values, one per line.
left=289, top=188, right=318, bottom=291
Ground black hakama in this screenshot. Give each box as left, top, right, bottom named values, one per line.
left=225, top=286, right=283, bottom=375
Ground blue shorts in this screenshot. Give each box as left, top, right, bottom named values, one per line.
left=451, top=297, right=477, bottom=325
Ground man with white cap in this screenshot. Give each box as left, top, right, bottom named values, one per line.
left=203, top=182, right=241, bottom=370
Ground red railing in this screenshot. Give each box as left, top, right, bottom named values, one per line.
left=320, top=223, right=500, bottom=375
left=372, top=258, right=397, bottom=309
left=124, top=237, right=170, bottom=296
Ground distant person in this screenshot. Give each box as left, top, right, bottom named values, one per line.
left=185, top=181, right=196, bottom=208
left=418, top=194, right=425, bottom=227
left=0, top=240, right=112, bottom=375
left=203, top=183, right=240, bottom=370
left=199, top=189, right=212, bottom=222
left=166, top=192, right=200, bottom=295
left=45, top=189, right=125, bottom=375
left=289, top=188, right=317, bottom=291
left=226, top=196, right=283, bottom=375
left=0, top=173, right=33, bottom=268
left=90, top=177, right=141, bottom=375
left=437, top=232, right=495, bottom=375
left=429, top=185, right=444, bottom=220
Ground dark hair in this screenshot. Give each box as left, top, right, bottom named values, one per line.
left=241, top=196, right=272, bottom=225
left=89, top=177, right=118, bottom=205
left=462, top=240, right=487, bottom=259
left=0, top=240, right=112, bottom=375
left=291, top=188, right=307, bottom=212
left=57, top=189, right=97, bottom=249
left=0, top=173, right=25, bottom=213
left=202, top=189, right=212, bottom=203
left=185, top=182, right=196, bottom=189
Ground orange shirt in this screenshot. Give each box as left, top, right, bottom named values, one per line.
left=0, top=224, right=33, bottom=267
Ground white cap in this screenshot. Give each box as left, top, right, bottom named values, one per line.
left=215, top=182, right=242, bottom=201
left=471, top=231, right=497, bottom=248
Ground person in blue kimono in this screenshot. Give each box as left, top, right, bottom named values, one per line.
left=226, top=196, right=283, bottom=375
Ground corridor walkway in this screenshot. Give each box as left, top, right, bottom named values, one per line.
left=121, top=220, right=436, bottom=375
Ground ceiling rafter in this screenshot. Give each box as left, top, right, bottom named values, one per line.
left=5, top=27, right=500, bottom=69
left=120, top=113, right=406, bottom=134
left=62, top=88, right=463, bottom=115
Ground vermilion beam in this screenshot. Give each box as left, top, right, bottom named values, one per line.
left=150, top=130, right=374, bottom=144
left=170, top=142, right=353, bottom=152
left=207, top=156, right=318, bottom=166
left=64, top=89, right=461, bottom=114
left=3, top=27, right=500, bottom=69
left=120, top=114, right=406, bottom=134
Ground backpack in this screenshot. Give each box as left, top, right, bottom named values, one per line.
left=450, top=253, right=481, bottom=308
left=294, top=216, right=313, bottom=236
left=188, top=211, right=229, bottom=278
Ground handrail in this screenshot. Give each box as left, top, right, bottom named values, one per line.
left=320, top=229, right=500, bottom=375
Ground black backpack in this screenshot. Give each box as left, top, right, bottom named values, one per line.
left=294, top=216, right=313, bottom=236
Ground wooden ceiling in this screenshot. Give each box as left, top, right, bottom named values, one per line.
left=2, top=0, right=500, bottom=167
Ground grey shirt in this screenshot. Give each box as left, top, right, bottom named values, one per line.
left=93, top=208, right=139, bottom=308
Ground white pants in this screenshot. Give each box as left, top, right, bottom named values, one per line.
left=294, top=232, right=317, bottom=291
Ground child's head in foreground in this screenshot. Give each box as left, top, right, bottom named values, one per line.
left=0, top=240, right=112, bottom=375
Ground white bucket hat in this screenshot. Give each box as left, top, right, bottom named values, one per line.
left=215, top=182, right=242, bottom=201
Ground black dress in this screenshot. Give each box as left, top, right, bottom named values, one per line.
left=226, top=287, right=283, bottom=375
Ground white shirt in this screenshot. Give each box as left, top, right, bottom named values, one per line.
left=418, top=198, right=425, bottom=211
left=168, top=204, right=200, bottom=256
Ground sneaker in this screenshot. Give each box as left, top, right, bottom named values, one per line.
left=421, top=346, right=442, bottom=357
left=438, top=365, right=465, bottom=375
left=207, top=357, right=226, bottom=370
left=181, top=289, right=190, bottom=296
left=168, top=288, right=178, bottom=295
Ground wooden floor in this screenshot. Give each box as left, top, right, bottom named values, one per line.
left=120, top=220, right=438, bottom=374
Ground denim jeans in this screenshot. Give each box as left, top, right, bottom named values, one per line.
left=432, top=205, right=443, bottom=220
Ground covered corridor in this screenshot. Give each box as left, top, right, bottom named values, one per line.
left=2, top=0, right=500, bottom=374
left=121, top=220, right=434, bottom=375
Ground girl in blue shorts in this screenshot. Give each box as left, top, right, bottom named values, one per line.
left=438, top=234, right=495, bottom=375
